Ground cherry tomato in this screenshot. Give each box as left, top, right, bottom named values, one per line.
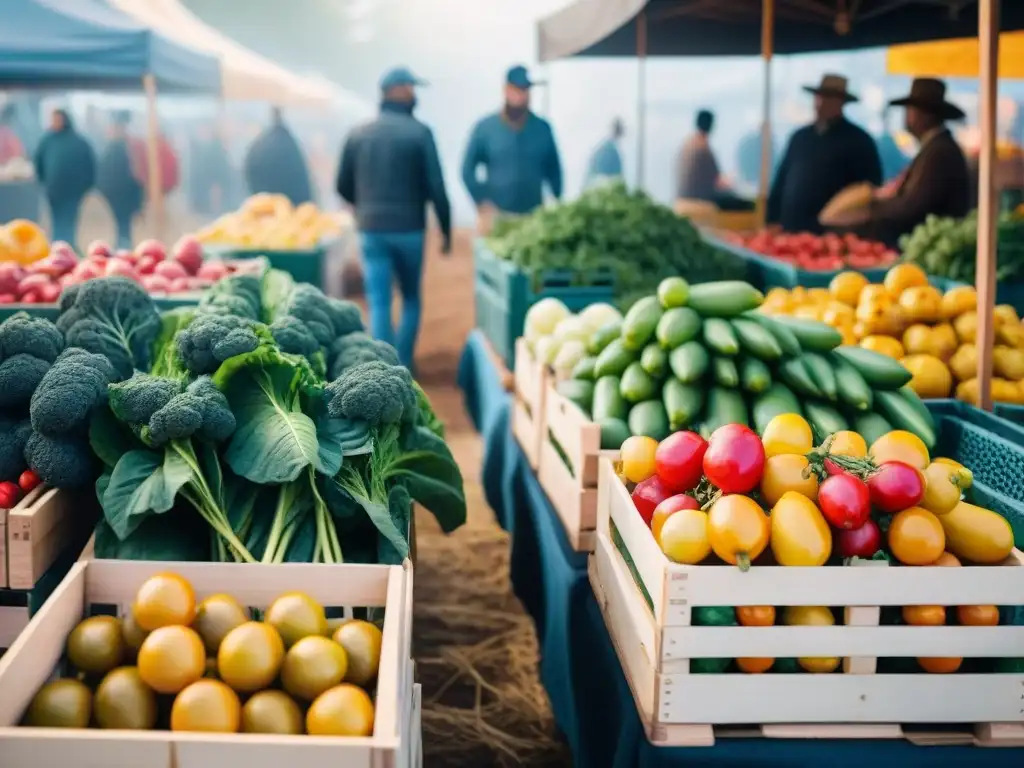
left=817, top=474, right=871, bottom=530
left=654, top=431, right=707, bottom=493
left=651, top=494, right=700, bottom=542
left=0, top=481, right=21, bottom=509
left=835, top=519, right=881, bottom=558
left=867, top=461, right=924, bottom=514
left=736, top=606, right=775, bottom=626
left=18, top=470, right=41, bottom=493
left=621, top=436, right=658, bottom=484
left=703, top=424, right=765, bottom=494
left=631, top=474, right=674, bottom=526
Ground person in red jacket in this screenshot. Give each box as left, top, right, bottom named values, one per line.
left=129, top=132, right=180, bottom=197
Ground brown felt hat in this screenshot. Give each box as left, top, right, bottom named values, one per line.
left=889, top=78, right=966, bottom=121
left=804, top=74, right=858, bottom=103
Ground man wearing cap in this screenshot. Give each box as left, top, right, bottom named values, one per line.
left=244, top=107, right=313, bottom=206
left=461, top=65, right=563, bottom=228
left=768, top=74, right=882, bottom=233
left=336, top=67, right=451, bottom=372
left=96, top=111, right=143, bottom=248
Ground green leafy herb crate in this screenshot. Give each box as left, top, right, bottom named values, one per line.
left=474, top=239, right=614, bottom=369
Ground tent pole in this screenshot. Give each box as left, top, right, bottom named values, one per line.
left=756, top=0, right=775, bottom=227
left=636, top=10, right=647, bottom=189
left=975, top=0, right=1000, bottom=411
left=143, top=74, right=166, bottom=242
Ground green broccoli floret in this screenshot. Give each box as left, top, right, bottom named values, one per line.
left=148, top=376, right=236, bottom=446
left=56, top=277, right=161, bottom=380
left=326, top=298, right=365, bottom=338
left=108, top=372, right=183, bottom=425
left=197, top=293, right=258, bottom=320
left=24, top=431, right=96, bottom=488
left=0, top=416, right=31, bottom=480
left=0, top=353, right=50, bottom=409
left=176, top=314, right=261, bottom=375
left=196, top=275, right=263, bottom=320
left=328, top=332, right=400, bottom=378
left=30, top=348, right=117, bottom=437
left=270, top=316, right=320, bottom=358
left=0, top=312, right=64, bottom=362
left=325, top=360, right=416, bottom=427
left=282, top=285, right=339, bottom=346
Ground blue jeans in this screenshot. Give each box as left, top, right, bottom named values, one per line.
left=360, top=231, right=425, bottom=370
left=49, top=198, right=81, bottom=248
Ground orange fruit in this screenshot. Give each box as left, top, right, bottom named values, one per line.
left=170, top=679, right=241, bottom=732
left=736, top=606, right=775, bottom=626
left=918, top=657, right=962, bottom=674
left=736, top=657, right=774, bottom=674
left=902, top=605, right=946, bottom=626
left=957, top=605, right=999, bottom=626
left=306, top=684, right=375, bottom=736
left=132, top=573, right=196, bottom=631
left=137, top=626, right=206, bottom=694
left=870, top=430, right=930, bottom=470
left=829, top=271, right=869, bottom=306
left=884, top=263, right=928, bottom=298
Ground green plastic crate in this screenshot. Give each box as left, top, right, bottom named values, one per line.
left=474, top=239, right=615, bottom=369
left=207, top=246, right=325, bottom=289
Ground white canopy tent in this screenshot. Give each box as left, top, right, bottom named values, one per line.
left=536, top=0, right=645, bottom=63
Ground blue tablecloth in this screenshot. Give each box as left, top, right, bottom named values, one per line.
left=459, top=334, right=1023, bottom=768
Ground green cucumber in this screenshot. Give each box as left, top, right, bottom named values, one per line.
left=656, top=307, right=702, bottom=349
left=712, top=357, right=740, bottom=388
left=588, top=320, right=622, bottom=356
left=598, top=418, right=632, bottom=450
left=687, top=281, right=764, bottom=318
left=897, top=386, right=937, bottom=433
left=621, top=296, right=663, bottom=351
left=669, top=341, right=710, bottom=383
left=804, top=401, right=849, bottom=440
left=657, top=276, right=690, bottom=309
left=662, top=379, right=704, bottom=431
left=702, top=387, right=749, bottom=435
left=591, top=376, right=628, bottom=421
left=571, top=355, right=597, bottom=382
left=693, top=606, right=737, bottom=625
left=831, top=355, right=873, bottom=412
left=739, top=357, right=772, bottom=394
left=730, top=317, right=782, bottom=361
left=778, top=358, right=821, bottom=398
left=831, top=346, right=913, bottom=389
left=557, top=379, right=595, bottom=414
left=703, top=318, right=740, bottom=356
left=753, top=384, right=802, bottom=434
left=640, top=344, right=668, bottom=378
left=771, top=316, right=843, bottom=352
left=802, top=353, right=838, bottom=402
left=620, top=362, right=656, bottom=404
left=874, top=390, right=938, bottom=450
left=745, top=312, right=801, bottom=357
left=593, top=338, right=635, bottom=378
left=853, top=413, right=894, bottom=447
left=628, top=400, right=671, bottom=441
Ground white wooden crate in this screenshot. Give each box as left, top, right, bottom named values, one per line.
left=511, top=338, right=549, bottom=470
left=0, top=559, right=417, bottom=767
left=593, top=455, right=1024, bottom=747
left=7, top=487, right=75, bottom=589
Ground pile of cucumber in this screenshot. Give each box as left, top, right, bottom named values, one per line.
left=557, top=278, right=938, bottom=450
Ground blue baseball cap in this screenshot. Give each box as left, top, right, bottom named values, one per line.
left=506, top=65, right=543, bottom=90
left=380, top=66, right=427, bottom=91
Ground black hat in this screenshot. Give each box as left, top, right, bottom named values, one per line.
left=804, top=74, right=858, bottom=103
left=889, top=78, right=966, bottom=121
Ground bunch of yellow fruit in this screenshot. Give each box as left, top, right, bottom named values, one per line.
left=760, top=263, right=1024, bottom=405
left=196, top=194, right=345, bottom=250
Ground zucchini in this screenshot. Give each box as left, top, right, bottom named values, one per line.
left=687, top=281, right=764, bottom=318
left=597, top=418, right=632, bottom=450
left=778, top=357, right=821, bottom=398
left=669, top=341, right=710, bottom=383
left=832, top=355, right=873, bottom=412
left=752, top=384, right=802, bottom=434
left=587, top=320, right=622, bottom=356
left=739, top=357, right=772, bottom=394
left=621, top=296, right=663, bottom=351
left=832, top=346, right=913, bottom=389
left=712, top=357, right=740, bottom=388
left=853, top=413, right=894, bottom=448
left=703, top=318, right=740, bottom=356
left=640, top=343, right=668, bottom=378
left=628, top=400, right=671, bottom=441
left=730, top=318, right=782, bottom=361
left=702, top=387, right=749, bottom=435
left=802, top=353, right=838, bottom=402
left=804, top=401, right=849, bottom=440
left=557, top=379, right=595, bottom=414
left=620, top=362, right=656, bottom=404
left=591, top=376, right=627, bottom=421
left=656, top=307, right=702, bottom=349
left=593, top=338, right=635, bottom=378
left=662, top=379, right=704, bottom=431
left=745, top=312, right=801, bottom=357
left=571, top=355, right=597, bottom=382
left=875, top=390, right=938, bottom=450
left=771, top=316, right=843, bottom=352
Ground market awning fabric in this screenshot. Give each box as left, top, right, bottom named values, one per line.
left=0, top=0, right=221, bottom=92
left=537, top=0, right=1024, bottom=61
left=887, top=32, right=1024, bottom=79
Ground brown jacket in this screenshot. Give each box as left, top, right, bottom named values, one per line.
left=867, top=128, right=970, bottom=246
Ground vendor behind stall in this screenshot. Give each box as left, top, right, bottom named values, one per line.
left=244, top=107, right=313, bottom=206
left=96, top=111, right=143, bottom=249
left=585, top=118, right=624, bottom=188
left=768, top=75, right=882, bottom=233
left=34, top=109, right=95, bottom=247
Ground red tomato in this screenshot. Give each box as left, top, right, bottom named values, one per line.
left=654, top=431, right=708, bottom=493
left=650, top=494, right=700, bottom=541
left=836, top=519, right=882, bottom=558
left=818, top=474, right=871, bottom=530
left=631, top=474, right=674, bottom=526
left=0, top=481, right=21, bottom=509
left=703, top=424, right=765, bottom=494
left=867, top=461, right=925, bottom=514
left=18, top=470, right=40, bottom=493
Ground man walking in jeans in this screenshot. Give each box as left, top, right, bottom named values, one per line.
left=337, top=66, right=452, bottom=372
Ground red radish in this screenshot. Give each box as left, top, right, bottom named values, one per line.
left=169, top=277, right=192, bottom=293
left=197, top=260, right=229, bottom=281
left=105, top=258, right=137, bottom=279
left=703, top=423, right=765, bottom=494
left=86, top=240, right=113, bottom=259
left=19, top=291, right=40, bottom=304
left=18, top=470, right=40, bottom=493
left=836, top=519, right=882, bottom=558
left=817, top=474, right=871, bottom=530
left=17, top=273, right=51, bottom=295
left=0, top=293, right=15, bottom=304
left=631, top=474, right=674, bottom=526
left=27, top=257, right=67, bottom=278
left=172, top=236, right=204, bottom=274
left=38, top=283, right=61, bottom=303
left=135, top=239, right=166, bottom=262
left=70, top=261, right=102, bottom=281
left=654, top=431, right=707, bottom=493
left=867, top=461, right=925, bottom=514
left=0, top=481, right=20, bottom=509
left=141, top=274, right=171, bottom=293
left=154, top=260, right=188, bottom=280
left=136, top=255, right=159, bottom=275
left=0, top=262, right=24, bottom=293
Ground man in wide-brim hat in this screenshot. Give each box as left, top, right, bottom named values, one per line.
left=767, top=74, right=883, bottom=234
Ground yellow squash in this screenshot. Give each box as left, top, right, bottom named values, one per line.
left=782, top=606, right=840, bottom=673
left=769, top=492, right=832, bottom=567
left=939, top=502, right=1014, bottom=564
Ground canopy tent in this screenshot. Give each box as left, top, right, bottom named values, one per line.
left=0, top=0, right=220, bottom=92
left=887, top=31, right=1024, bottom=79
left=107, top=0, right=336, bottom=109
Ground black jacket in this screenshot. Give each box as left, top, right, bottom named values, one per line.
left=97, top=137, right=143, bottom=216
left=244, top=123, right=312, bottom=205
left=336, top=103, right=451, bottom=243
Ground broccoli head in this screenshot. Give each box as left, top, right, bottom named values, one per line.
left=328, top=332, right=400, bottom=378
left=270, top=316, right=320, bottom=358
left=0, top=353, right=51, bottom=409
left=108, top=373, right=183, bottom=425
left=326, top=298, right=365, bottom=338
left=282, top=285, right=338, bottom=346
left=176, top=314, right=262, bottom=375
left=147, top=376, right=236, bottom=446
left=325, top=360, right=416, bottom=427
left=55, top=276, right=161, bottom=380
left=24, top=431, right=97, bottom=489
left=197, top=293, right=259, bottom=321
left=30, top=348, right=117, bottom=437
left=197, top=275, right=263, bottom=320
left=0, top=312, right=64, bottom=362
left=0, top=416, right=31, bottom=480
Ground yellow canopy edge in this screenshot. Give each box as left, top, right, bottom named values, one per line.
left=887, top=32, right=1024, bottom=79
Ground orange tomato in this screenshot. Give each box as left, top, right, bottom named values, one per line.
left=759, top=454, right=819, bottom=508
left=901, top=605, right=946, bottom=626
left=736, top=606, right=776, bottom=626
left=736, top=657, right=774, bottom=674
left=933, top=551, right=961, bottom=567
left=888, top=507, right=946, bottom=566
left=956, top=605, right=999, bottom=626
left=769, top=492, right=832, bottom=567
left=870, top=430, right=930, bottom=471
left=828, top=430, right=867, bottom=458
left=133, top=573, right=196, bottom=631
left=706, top=495, right=769, bottom=571
left=918, top=657, right=962, bottom=674
left=621, top=436, right=658, bottom=483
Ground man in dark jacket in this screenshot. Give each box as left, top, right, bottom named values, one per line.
left=768, top=75, right=882, bottom=233
left=337, top=67, right=452, bottom=372
left=96, top=111, right=143, bottom=249
left=461, top=65, right=562, bottom=228
left=244, top=107, right=313, bottom=206
left=34, top=109, right=95, bottom=247
left=189, top=122, right=233, bottom=217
